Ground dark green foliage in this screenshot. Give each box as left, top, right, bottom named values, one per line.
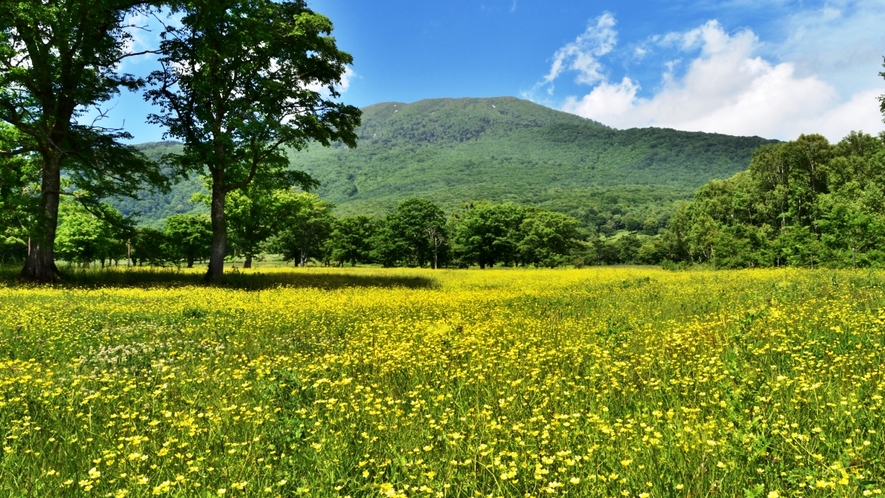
left=113, top=97, right=772, bottom=233
left=0, top=125, right=38, bottom=262
left=194, top=185, right=298, bottom=268
left=664, top=132, right=885, bottom=268
left=162, top=214, right=212, bottom=268
left=384, top=198, right=448, bottom=268
left=145, top=0, right=361, bottom=282
left=131, top=227, right=168, bottom=267
left=449, top=202, right=528, bottom=269
left=266, top=192, right=336, bottom=267
left=445, top=201, right=582, bottom=268
left=325, top=215, right=376, bottom=267
left=0, top=0, right=167, bottom=281
left=517, top=210, right=580, bottom=268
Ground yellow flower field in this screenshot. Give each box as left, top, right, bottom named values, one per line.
left=0, top=267, right=883, bottom=497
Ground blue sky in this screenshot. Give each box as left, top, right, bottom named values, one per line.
left=105, top=0, right=885, bottom=143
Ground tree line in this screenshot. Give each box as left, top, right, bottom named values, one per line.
left=652, top=131, right=885, bottom=269
left=11, top=131, right=885, bottom=272
left=23, top=192, right=591, bottom=269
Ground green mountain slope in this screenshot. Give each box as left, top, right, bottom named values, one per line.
left=111, top=142, right=208, bottom=229
left=119, top=97, right=776, bottom=231
left=286, top=97, right=775, bottom=229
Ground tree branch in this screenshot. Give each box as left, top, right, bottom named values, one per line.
left=0, top=146, right=37, bottom=157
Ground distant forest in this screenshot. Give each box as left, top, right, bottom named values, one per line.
left=112, top=97, right=773, bottom=236
left=5, top=95, right=885, bottom=270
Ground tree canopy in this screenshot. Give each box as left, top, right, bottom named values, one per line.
left=661, top=132, right=885, bottom=268
left=0, top=0, right=166, bottom=281
left=145, top=0, right=361, bottom=281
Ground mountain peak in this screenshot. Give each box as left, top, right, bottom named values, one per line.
left=358, top=97, right=608, bottom=144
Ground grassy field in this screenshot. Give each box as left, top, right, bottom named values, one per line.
left=0, top=267, right=883, bottom=497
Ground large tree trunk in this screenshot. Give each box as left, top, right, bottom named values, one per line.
left=243, top=255, right=252, bottom=268
left=206, top=180, right=227, bottom=282
left=20, top=244, right=60, bottom=282
left=20, top=154, right=62, bottom=282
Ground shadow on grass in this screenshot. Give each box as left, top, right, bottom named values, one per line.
left=0, top=266, right=438, bottom=291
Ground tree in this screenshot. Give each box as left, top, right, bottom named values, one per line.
left=369, top=217, right=406, bottom=268
left=223, top=188, right=277, bottom=268
left=55, top=200, right=130, bottom=267
left=146, top=0, right=360, bottom=282
left=0, top=124, right=38, bottom=262
left=517, top=210, right=580, bottom=268
left=195, top=182, right=290, bottom=268
left=326, top=215, right=375, bottom=267
left=131, top=227, right=168, bottom=267
left=662, top=131, right=885, bottom=269
left=267, top=192, right=335, bottom=267
left=450, top=202, right=526, bottom=268
left=163, top=214, right=212, bottom=268
left=0, top=0, right=167, bottom=281
left=386, top=198, right=447, bottom=268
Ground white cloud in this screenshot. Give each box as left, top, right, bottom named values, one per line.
left=339, top=66, right=355, bottom=93
left=304, top=65, right=356, bottom=96
left=776, top=0, right=885, bottom=95
left=793, top=88, right=884, bottom=141
left=563, top=77, right=640, bottom=124
left=545, top=15, right=885, bottom=141
left=542, top=13, right=617, bottom=90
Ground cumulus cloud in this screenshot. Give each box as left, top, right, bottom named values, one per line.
left=541, top=12, right=617, bottom=91
left=543, top=13, right=885, bottom=141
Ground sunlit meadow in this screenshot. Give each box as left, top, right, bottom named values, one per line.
left=0, top=267, right=883, bottom=497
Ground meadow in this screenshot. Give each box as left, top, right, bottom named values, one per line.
left=0, top=267, right=883, bottom=497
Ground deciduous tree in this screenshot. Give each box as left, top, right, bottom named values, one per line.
left=449, top=202, right=526, bottom=269
left=0, top=0, right=167, bottom=281
left=55, top=200, right=129, bottom=267
left=267, top=191, right=335, bottom=267
left=163, top=214, right=211, bottom=268
left=146, top=0, right=360, bottom=282
left=0, top=124, right=38, bottom=262
left=326, top=215, right=375, bottom=267
left=517, top=210, right=580, bottom=268
left=386, top=198, right=447, bottom=268
left=195, top=182, right=290, bottom=268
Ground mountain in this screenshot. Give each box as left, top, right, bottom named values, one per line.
left=118, top=97, right=776, bottom=232
left=111, top=142, right=208, bottom=229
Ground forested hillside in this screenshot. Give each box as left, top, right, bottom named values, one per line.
left=110, top=142, right=207, bottom=228
left=118, top=97, right=775, bottom=232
